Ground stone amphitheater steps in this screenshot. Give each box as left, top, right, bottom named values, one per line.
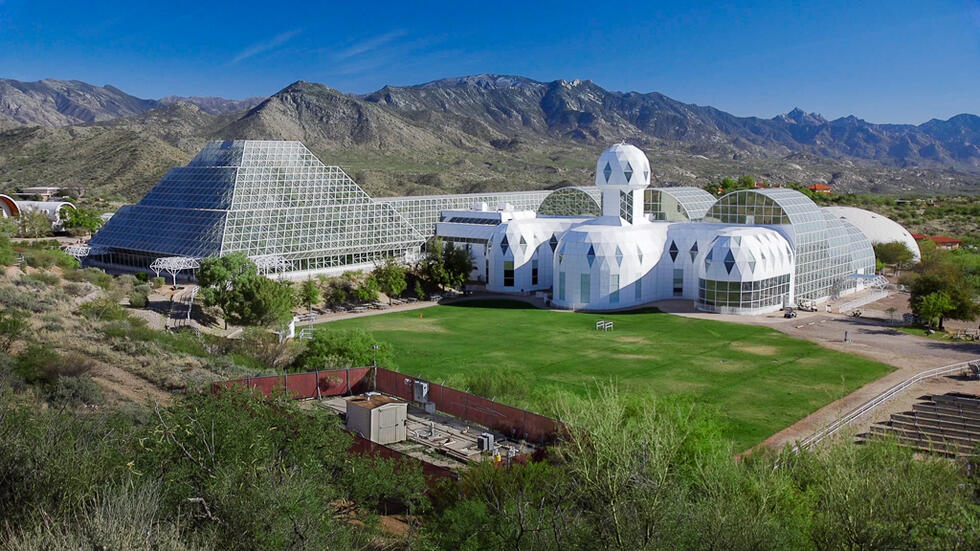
left=856, top=393, right=980, bottom=457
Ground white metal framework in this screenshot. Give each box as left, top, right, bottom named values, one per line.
left=250, top=254, right=289, bottom=277
left=62, top=244, right=107, bottom=261
left=150, top=256, right=200, bottom=287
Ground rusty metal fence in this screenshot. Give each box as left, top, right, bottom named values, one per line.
left=213, top=366, right=561, bottom=446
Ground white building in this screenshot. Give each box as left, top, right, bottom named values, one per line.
left=437, top=144, right=900, bottom=315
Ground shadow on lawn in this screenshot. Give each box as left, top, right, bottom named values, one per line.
left=444, top=298, right=665, bottom=315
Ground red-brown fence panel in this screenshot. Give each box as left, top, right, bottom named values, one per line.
left=285, top=372, right=317, bottom=399
left=434, top=385, right=469, bottom=419
left=375, top=368, right=413, bottom=401
left=317, top=370, right=350, bottom=396
left=249, top=375, right=285, bottom=396
left=346, top=367, right=373, bottom=393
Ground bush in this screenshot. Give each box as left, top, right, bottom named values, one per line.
left=134, top=271, right=149, bottom=283
left=11, top=346, right=96, bottom=386
left=46, top=375, right=104, bottom=407
left=292, top=328, right=393, bottom=371
left=17, top=272, right=60, bottom=289
left=64, top=267, right=113, bottom=290
left=151, top=276, right=166, bottom=289
left=63, top=281, right=92, bottom=297
left=128, top=290, right=148, bottom=308
left=78, top=298, right=127, bottom=321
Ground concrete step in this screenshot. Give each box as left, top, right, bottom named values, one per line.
left=871, top=423, right=979, bottom=448
left=887, top=418, right=980, bottom=442
left=890, top=413, right=980, bottom=435
left=912, top=403, right=980, bottom=423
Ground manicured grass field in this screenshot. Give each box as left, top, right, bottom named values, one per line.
left=322, top=300, right=893, bottom=450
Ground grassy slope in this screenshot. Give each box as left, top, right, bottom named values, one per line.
left=323, top=300, right=893, bottom=450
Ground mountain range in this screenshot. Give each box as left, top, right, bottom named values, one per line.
left=0, top=75, right=977, bottom=201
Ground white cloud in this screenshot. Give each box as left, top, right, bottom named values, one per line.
left=230, top=29, right=303, bottom=65
left=332, top=30, right=407, bottom=61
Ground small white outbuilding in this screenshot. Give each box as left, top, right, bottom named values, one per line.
left=345, top=394, right=407, bottom=445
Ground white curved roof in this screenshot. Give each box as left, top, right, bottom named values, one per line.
left=822, top=206, right=920, bottom=261
left=698, top=227, right=794, bottom=282
left=594, top=143, right=650, bottom=191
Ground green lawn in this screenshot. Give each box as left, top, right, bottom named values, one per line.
left=322, top=300, right=893, bottom=450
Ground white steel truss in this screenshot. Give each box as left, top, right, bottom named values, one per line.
left=150, top=256, right=200, bottom=287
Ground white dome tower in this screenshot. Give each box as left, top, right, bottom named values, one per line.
left=595, top=143, right=650, bottom=224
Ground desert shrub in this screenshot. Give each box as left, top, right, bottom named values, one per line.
left=39, top=312, right=63, bottom=333
left=128, top=290, right=148, bottom=308
left=0, top=400, right=132, bottom=526
left=291, top=328, right=393, bottom=371
left=78, top=298, right=127, bottom=321
left=0, top=308, right=28, bottom=353
left=63, top=280, right=92, bottom=297
left=135, top=389, right=421, bottom=550
left=14, top=347, right=96, bottom=386
left=46, top=375, right=104, bottom=407
left=1, top=483, right=211, bottom=551
left=63, top=267, right=113, bottom=290
left=134, top=271, right=149, bottom=283
left=151, top=276, right=166, bottom=289
left=17, top=272, right=60, bottom=289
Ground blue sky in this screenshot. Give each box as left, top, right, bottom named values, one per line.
left=0, top=0, right=977, bottom=124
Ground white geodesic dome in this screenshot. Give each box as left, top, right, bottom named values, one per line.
left=551, top=219, right=668, bottom=310
left=594, top=143, right=650, bottom=191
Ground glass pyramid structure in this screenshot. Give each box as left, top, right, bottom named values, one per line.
left=89, top=140, right=426, bottom=273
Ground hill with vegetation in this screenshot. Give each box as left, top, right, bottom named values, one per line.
left=1, top=76, right=978, bottom=203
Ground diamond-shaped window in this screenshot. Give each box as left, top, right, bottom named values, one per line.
left=615, top=246, right=623, bottom=266
left=500, top=235, right=509, bottom=255
left=603, top=162, right=612, bottom=182
left=549, top=234, right=558, bottom=251
left=519, top=235, right=527, bottom=251
left=624, top=161, right=633, bottom=182
left=705, top=249, right=713, bottom=269
left=637, top=245, right=644, bottom=264
left=724, top=250, right=736, bottom=274
left=747, top=251, right=756, bottom=273
left=643, top=169, right=649, bottom=181
left=587, top=245, right=596, bottom=267
left=689, top=242, right=698, bottom=262
left=668, top=240, right=678, bottom=262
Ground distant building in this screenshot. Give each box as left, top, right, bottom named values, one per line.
left=0, top=193, right=75, bottom=231
left=13, top=186, right=62, bottom=201
left=808, top=184, right=832, bottom=194
left=913, top=234, right=962, bottom=250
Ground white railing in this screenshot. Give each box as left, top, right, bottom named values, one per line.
left=792, top=358, right=980, bottom=452
left=837, top=289, right=891, bottom=312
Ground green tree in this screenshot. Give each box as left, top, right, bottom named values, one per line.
left=906, top=252, right=979, bottom=330
left=16, top=210, right=52, bottom=238
left=917, top=291, right=954, bottom=330
left=298, top=278, right=321, bottom=311
left=419, top=238, right=474, bottom=290
left=198, top=253, right=258, bottom=328
left=874, top=241, right=915, bottom=274
left=372, top=258, right=407, bottom=303
left=292, top=328, right=393, bottom=371
left=0, top=217, right=16, bottom=265
left=0, top=308, right=28, bottom=353
left=61, top=207, right=104, bottom=234
left=225, top=275, right=295, bottom=327
left=355, top=275, right=380, bottom=302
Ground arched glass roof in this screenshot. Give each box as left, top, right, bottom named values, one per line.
left=704, top=188, right=836, bottom=301
left=644, top=187, right=716, bottom=221
left=537, top=187, right=601, bottom=217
